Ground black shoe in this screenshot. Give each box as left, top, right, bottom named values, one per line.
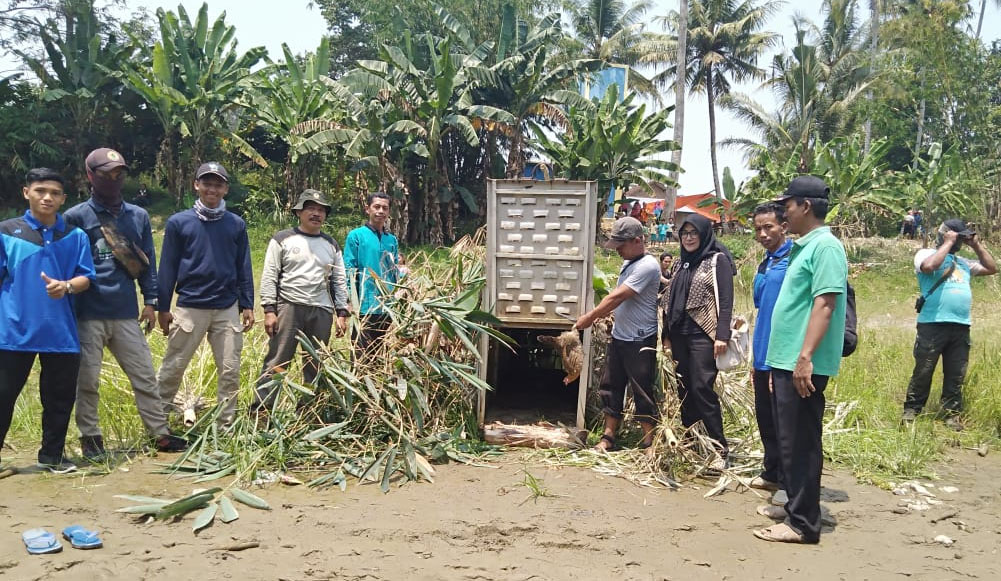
left=80, top=435, right=107, bottom=462
left=154, top=433, right=188, bottom=453
left=36, top=456, right=77, bottom=474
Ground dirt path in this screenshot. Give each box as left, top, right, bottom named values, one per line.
left=1, top=449, right=999, bottom=580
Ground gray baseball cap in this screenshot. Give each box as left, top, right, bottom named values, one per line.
left=293, top=189, right=332, bottom=211
left=603, top=216, right=645, bottom=249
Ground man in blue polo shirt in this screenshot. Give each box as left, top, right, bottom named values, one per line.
left=64, top=148, right=187, bottom=460
left=343, top=192, right=399, bottom=355
left=0, top=168, right=95, bottom=473
left=155, top=162, right=255, bottom=426
left=754, top=176, right=847, bottom=545
left=748, top=202, right=792, bottom=503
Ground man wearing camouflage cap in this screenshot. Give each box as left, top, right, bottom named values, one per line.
left=63, top=148, right=187, bottom=459
left=253, top=189, right=349, bottom=409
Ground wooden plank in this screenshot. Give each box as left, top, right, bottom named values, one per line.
left=482, top=422, right=584, bottom=449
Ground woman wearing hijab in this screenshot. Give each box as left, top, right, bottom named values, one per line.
left=662, top=215, right=736, bottom=468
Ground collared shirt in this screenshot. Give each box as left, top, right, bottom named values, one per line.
left=612, top=254, right=661, bottom=341
left=765, top=226, right=848, bottom=377
left=752, top=238, right=792, bottom=370
left=0, top=211, right=95, bottom=352
left=63, top=198, right=158, bottom=320
left=344, top=224, right=399, bottom=315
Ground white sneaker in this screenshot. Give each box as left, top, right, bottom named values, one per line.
left=771, top=489, right=788, bottom=506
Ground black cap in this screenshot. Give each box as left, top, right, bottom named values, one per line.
left=773, top=175, right=830, bottom=203
left=941, top=218, right=974, bottom=237
left=195, top=162, right=229, bottom=182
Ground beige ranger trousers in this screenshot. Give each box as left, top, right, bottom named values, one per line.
left=155, top=305, right=244, bottom=426
left=75, top=318, right=170, bottom=437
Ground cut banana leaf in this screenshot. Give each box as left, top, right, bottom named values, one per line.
left=116, top=503, right=168, bottom=515
left=230, top=488, right=271, bottom=510
left=218, top=495, right=239, bottom=523
left=113, top=495, right=173, bottom=505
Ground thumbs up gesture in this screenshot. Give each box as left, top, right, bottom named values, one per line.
left=41, top=271, right=67, bottom=300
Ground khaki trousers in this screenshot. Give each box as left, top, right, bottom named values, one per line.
left=76, top=318, right=169, bottom=437
left=155, top=305, right=244, bottom=426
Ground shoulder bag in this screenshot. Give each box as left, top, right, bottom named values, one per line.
left=914, top=259, right=955, bottom=313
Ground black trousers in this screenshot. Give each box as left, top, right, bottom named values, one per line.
left=771, top=368, right=828, bottom=544
left=352, top=314, right=391, bottom=358
left=599, top=334, right=659, bottom=424
left=752, top=369, right=783, bottom=485
left=255, top=303, right=334, bottom=408
left=0, top=350, right=80, bottom=464
left=670, top=331, right=727, bottom=457
left=904, top=323, right=970, bottom=414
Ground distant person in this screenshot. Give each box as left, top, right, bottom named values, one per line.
left=64, top=148, right=186, bottom=460
left=656, top=220, right=668, bottom=244
left=662, top=214, right=735, bottom=470
left=659, top=251, right=674, bottom=286
left=902, top=210, right=915, bottom=239
left=755, top=176, right=848, bottom=544
left=618, top=201, right=630, bottom=218
left=902, top=219, right=997, bottom=430
left=343, top=192, right=399, bottom=355
left=155, top=162, right=255, bottom=427
left=666, top=218, right=675, bottom=242
left=913, top=209, right=924, bottom=238
left=253, top=189, right=349, bottom=410
left=134, top=183, right=150, bottom=207
left=0, top=168, right=94, bottom=473
left=748, top=203, right=793, bottom=504
left=575, top=217, right=661, bottom=452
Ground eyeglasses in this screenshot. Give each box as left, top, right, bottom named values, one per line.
left=679, top=230, right=699, bottom=238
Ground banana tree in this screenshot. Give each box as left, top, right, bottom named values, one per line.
left=343, top=33, right=513, bottom=245
left=17, top=1, right=135, bottom=194
left=116, top=3, right=266, bottom=204
left=814, top=135, right=900, bottom=234
left=531, top=89, right=680, bottom=232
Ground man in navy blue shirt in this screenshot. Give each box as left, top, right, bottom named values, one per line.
left=155, top=162, right=254, bottom=426
left=64, top=148, right=187, bottom=460
left=0, top=168, right=95, bottom=473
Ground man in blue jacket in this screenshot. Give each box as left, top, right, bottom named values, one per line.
left=155, top=162, right=255, bottom=426
left=0, top=168, right=95, bottom=473
left=64, top=148, right=187, bottom=460
left=343, top=192, right=399, bottom=355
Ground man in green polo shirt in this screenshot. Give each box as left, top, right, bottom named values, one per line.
left=753, top=176, right=848, bottom=545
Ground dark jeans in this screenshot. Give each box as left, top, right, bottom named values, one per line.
left=352, top=313, right=391, bottom=358
left=904, top=323, right=970, bottom=414
left=599, top=334, right=659, bottom=424
left=772, top=368, right=828, bottom=544
left=670, top=331, right=727, bottom=457
left=0, top=350, right=80, bottom=464
left=752, top=369, right=782, bottom=486
left=255, top=303, right=334, bottom=408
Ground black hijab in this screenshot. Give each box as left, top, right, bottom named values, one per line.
left=665, top=214, right=736, bottom=330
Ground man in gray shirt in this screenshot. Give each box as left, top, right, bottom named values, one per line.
left=575, top=217, right=661, bottom=451
left=253, top=189, right=349, bottom=409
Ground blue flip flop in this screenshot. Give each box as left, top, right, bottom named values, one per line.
left=22, top=528, right=62, bottom=554
left=61, top=525, right=102, bottom=549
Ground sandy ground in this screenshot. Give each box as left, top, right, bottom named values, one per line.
left=1, top=448, right=999, bottom=581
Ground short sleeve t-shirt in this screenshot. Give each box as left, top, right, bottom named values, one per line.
left=765, top=226, right=848, bottom=377
left=913, top=249, right=982, bottom=325
left=612, top=254, right=661, bottom=341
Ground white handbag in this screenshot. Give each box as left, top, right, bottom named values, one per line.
left=712, top=253, right=749, bottom=371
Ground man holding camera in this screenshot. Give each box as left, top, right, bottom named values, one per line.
left=903, top=219, right=997, bottom=430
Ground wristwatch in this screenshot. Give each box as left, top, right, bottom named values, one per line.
left=65, top=281, right=74, bottom=295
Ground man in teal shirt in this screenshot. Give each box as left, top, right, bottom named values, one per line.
left=902, top=219, right=997, bottom=429
left=754, top=176, right=847, bottom=545
left=343, top=192, right=399, bottom=355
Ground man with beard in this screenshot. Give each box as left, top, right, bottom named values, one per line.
left=253, top=189, right=349, bottom=410
left=64, top=148, right=187, bottom=460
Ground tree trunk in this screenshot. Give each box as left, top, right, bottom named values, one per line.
left=706, top=74, right=722, bottom=198
left=864, top=0, right=879, bottom=155
left=665, top=0, right=688, bottom=221
left=976, top=0, right=987, bottom=39
left=913, top=73, right=926, bottom=170
left=504, top=120, right=525, bottom=178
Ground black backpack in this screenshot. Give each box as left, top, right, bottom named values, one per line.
left=842, top=283, right=858, bottom=357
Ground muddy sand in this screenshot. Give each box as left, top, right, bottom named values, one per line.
left=1, top=449, right=999, bottom=580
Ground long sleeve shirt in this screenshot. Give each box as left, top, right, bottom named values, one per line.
left=259, top=228, right=349, bottom=316
left=157, top=209, right=254, bottom=312
left=343, top=224, right=399, bottom=315
left=63, top=199, right=157, bottom=319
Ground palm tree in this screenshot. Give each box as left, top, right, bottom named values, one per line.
left=675, top=0, right=780, bottom=197
left=975, top=0, right=1001, bottom=39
